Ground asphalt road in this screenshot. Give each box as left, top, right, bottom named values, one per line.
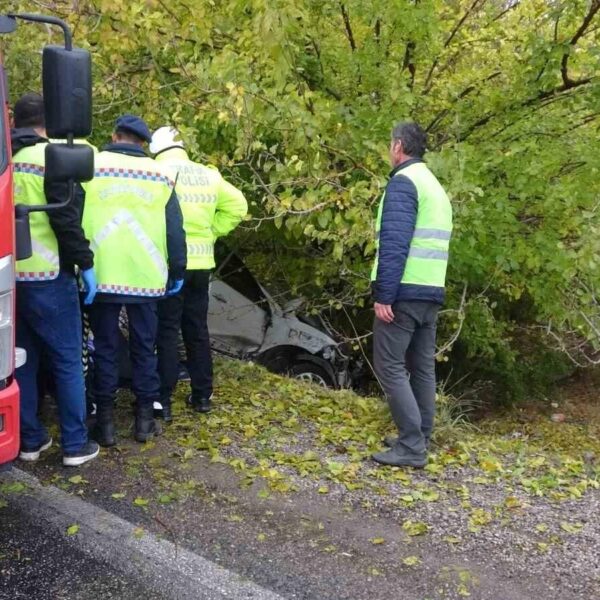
left=0, top=501, right=167, bottom=600
left=0, top=468, right=285, bottom=600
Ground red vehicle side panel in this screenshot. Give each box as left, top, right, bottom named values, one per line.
left=0, top=58, right=20, bottom=465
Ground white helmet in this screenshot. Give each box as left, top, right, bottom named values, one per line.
left=149, top=126, right=184, bottom=155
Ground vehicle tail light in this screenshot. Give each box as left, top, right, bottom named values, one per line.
left=0, top=255, right=14, bottom=382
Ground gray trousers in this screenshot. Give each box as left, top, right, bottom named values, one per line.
left=373, top=301, right=439, bottom=455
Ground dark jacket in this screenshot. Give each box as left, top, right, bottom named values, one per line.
left=11, top=128, right=94, bottom=273
left=373, top=158, right=445, bottom=305
left=92, top=143, right=187, bottom=304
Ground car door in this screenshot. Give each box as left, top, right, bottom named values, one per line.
left=208, top=248, right=269, bottom=357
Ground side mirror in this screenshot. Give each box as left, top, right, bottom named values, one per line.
left=45, top=143, right=94, bottom=184
left=14, top=208, right=32, bottom=261
left=42, top=45, right=92, bottom=138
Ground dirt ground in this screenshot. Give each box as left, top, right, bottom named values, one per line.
left=8, top=360, right=600, bottom=599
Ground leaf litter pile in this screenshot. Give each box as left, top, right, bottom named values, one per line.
left=163, top=359, right=600, bottom=597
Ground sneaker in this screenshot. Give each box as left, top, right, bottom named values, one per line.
left=63, top=441, right=100, bottom=467
left=19, top=437, right=53, bottom=462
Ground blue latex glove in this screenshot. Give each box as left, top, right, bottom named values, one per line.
left=81, top=268, right=97, bottom=305
left=166, top=278, right=184, bottom=296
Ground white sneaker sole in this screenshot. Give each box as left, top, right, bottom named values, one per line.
left=62, top=445, right=100, bottom=467
left=19, top=438, right=53, bottom=462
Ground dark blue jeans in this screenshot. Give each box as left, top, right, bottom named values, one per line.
left=89, top=302, right=160, bottom=410
left=16, top=272, right=88, bottom=453
left=157, top=269, right=213, bottom=403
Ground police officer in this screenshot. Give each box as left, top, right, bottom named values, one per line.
left=371, top=122, right=453, bottom=468
left=150, top=127, right=247, bottom=419
left=12, top=92, right=99, bottom=466
left=83, top=115, right=186, bottom=445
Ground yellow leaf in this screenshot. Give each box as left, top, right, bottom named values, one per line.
left=370, top=537, right=385, bottom=545
left=66, top=524, right=79, bottom=536
left=402, top=520, right=430, bottom=536
left=402, top=556, right=421, bottom=567
left=443, top=536, right=462, bottom=544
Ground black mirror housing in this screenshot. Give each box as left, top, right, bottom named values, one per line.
left=42, top=45, right=92, bottom=138
left=14, top=209, right=32, bottom=261
left=45, top=143, right=94, bottom=184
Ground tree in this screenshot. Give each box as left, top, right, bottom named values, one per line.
left=4, top=0, right=599, bottom=397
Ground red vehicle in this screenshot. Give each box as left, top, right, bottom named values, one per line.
left=0, top=13, right=93, bottom=466
left=0, top=59, right=20, bottom=465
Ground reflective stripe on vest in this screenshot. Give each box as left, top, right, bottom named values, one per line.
left=188, top=242, right=214, bottom=257
left=371, top=162, right=452, bottom=288
left=89, top=209, right=168, bottom=282
left=13, top=143, right=61, bottom=282
left=82, top=151, right=173, bottom=297
left=156, top=149, right=220, bottom=270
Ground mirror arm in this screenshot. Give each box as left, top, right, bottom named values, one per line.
left=7, top=13, right=72, bottom=50
left=15, top=180, right=74, bottom=216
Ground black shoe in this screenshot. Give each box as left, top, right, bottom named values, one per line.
left=154, top=400, right=172, bottom=423
left=189, top=394, right=211, bottom=413
left=384, top=435, right=430, bottom=450
left=19, top=436, right=53, bottom=462
left=92, top=406, right=116, bottom=447
left=162, top=404, right=173, bottom=423
left=372, top=448, right=427, bottom=468
left=383, top=435, right=398, bottom=448
left=135, top=404, right=159, bottom=442
left=63, top=441, right=100, bottom=467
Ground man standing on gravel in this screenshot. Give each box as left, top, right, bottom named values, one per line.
left=371, top=122, right=453, bottom=468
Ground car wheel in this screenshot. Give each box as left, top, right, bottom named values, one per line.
left=288, top=362, right=335, bottom=388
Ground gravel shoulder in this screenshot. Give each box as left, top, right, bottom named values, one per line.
left=5, top=359, right=600, bottom=600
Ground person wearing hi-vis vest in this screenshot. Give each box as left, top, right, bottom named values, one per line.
left=11, top=93, right=99, bottom=467
left=82, top=115, right=186, bottom=446
left=371, top=122, right=452, bottom=469
left=149, top=127, right=248, bottom=419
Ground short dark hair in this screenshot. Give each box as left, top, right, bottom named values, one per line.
left=391, top=122, right=427, bottom=158
left=114, top=128, right=145, bottom=145
left=14, top=93, right=45, bottom=128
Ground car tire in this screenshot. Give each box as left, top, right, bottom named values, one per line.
left=288, top=362, right=336, bottom=388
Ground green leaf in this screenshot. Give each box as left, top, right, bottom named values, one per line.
left=443, top=536, right=462, bottom=544
left=133, top=497, right=149, bottom=506
left=402, top=521, right=430, bottom=536
left=560, top=521, right=583, bottom=534
left=0, top=482, right=25, bottom=494
left=66, top=524, right=80, bottom=536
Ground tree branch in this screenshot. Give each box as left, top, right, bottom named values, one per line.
left=339, top=3, right=356, bottom=52
left=491, top=0, right=520, bottom=23
left=402, top=41, right=416, bottom=90
left=427, top=71, right=501, bottom=133
left=423, top=0, right=485, bottom=92
left=560, top=0, right=600, bottom=88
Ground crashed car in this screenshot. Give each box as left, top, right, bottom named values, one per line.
left=115, top=243, right=355, bottom=390
left=207, top=243, right=354, bottom=388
